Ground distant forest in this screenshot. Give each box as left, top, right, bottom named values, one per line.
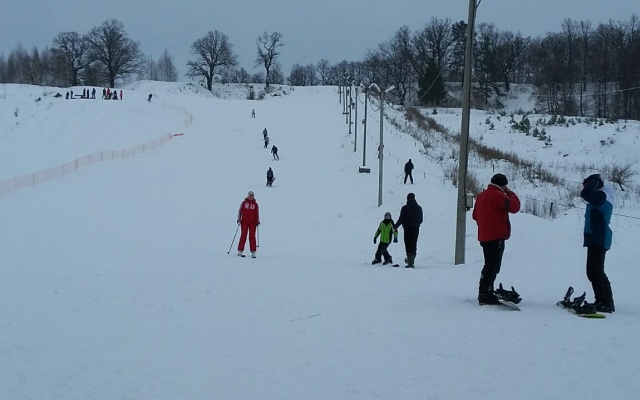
left=1, top=15, right=639, bottom=119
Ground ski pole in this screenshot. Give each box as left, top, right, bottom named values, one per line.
left=256, top=225, right=260, bottom=248
left=227, top=224, right=240, bottom=254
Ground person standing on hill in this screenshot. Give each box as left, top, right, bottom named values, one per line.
left=394, top=193, right=423, bottom=268
left=271, top=145, right=279, bottom=160
left=404, top=159, right=414, bottom=184
left=372, top=211, right=399, bottom=265
left=472, top=173, right=521, bottom=305
left=263, top=128, right=268, bottom=139
left=264, top=135, right=270, bottom=149
left=237, top=191, right=260, bottom=258
left=266, top=167, right=275, bottom=187
left=252, top=109, right=256, bottom=118
left=581, top=173, right=615, bottom=313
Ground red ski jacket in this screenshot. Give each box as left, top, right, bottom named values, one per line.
left=238, top=197, right=260, bottom=225
left=472, top=184, right=520, bottom=242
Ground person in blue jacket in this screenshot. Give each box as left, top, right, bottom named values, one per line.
left=581, top=173, right=615, bottom=312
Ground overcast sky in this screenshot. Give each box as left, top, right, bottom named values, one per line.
left=1, top=0, right=636, bottom=80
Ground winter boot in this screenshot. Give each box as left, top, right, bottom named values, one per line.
left=372, top=259, right=382, bottom=265
left=251, top=252, right=256, bottom=259
left=383, top=257, right=393, bottom=265
left=404, top=253, right=415, bottom=268
left=478, top=292, right=501, bottom=305
left=238, top=251, right=245, bottom=258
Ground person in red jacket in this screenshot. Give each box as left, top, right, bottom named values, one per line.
left=237, top=191, right=260, bottom=258
left=472, top=173, right=521, bottom=305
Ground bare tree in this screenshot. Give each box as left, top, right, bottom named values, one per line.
left=316, top=59, right=331, bottom=85
left=87, top=19, right=145, bottom=87
left=52, top=31, right=92, bottom=86
left=255, top=31, right=284, bottom=87
left=144, top=55, right=159, bottom=81
left=157, top=49, right=178, bottom=82
left=187, top=30, right=237, bottom=91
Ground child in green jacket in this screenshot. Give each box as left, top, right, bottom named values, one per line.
left=373, top=212, right=399, bottom=265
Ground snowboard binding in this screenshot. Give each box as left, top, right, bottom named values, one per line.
left=495, top=283, right=522, bottom=304
left=558, top=286, right=596, bottom=315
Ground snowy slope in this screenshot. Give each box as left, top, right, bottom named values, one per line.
left=1, top=81, right=639, bottom=400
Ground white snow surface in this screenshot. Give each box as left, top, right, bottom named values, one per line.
left=1, top=82, right=640, bottom=400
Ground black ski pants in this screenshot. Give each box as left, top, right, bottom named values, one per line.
left=404, top=172, right=413, bottom=184
left=479, top=239, right=505, bottom=295
left=403, top=227, right=419, bottom=256
left=374, top=242, right=392, bottom=263
left=586, top=245, right=614, bottom=306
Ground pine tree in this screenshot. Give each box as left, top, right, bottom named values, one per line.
left=417, top=63, right=446, bottom=106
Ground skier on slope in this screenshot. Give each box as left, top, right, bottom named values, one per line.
left=266, top=167, right=275, bottom=187
left=237, top=191, right=260, bottom=258
left=372, top=212, right=399, bottom=265
left=404, top=159, right=414, bottom=184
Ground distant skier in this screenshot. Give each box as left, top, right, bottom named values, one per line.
left=271, top=145, right=279, bottom=160
left=372, top=212, right=399, bottom=265
left=266, top=167, right=275, bottom=187
left=264, top=135, right=270, bottom=149
left=404, top=159, right=414, bottom=184
left=237, top=191, right=260, bottom=258
left=148, top=93, right=153, bottom=102
left=472, top=173, right=521, bottom=305
left=91, top=88, right=96, bottom=99
left=251, top=109, right=256, bottom=118
left=262, top=128, right=268, bottom=139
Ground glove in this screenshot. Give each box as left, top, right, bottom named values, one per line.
left=237, top=221, right=241, bottom=225
left=373, top=237, right=377, bottom=244
left=393, top=237, right=398, bottom=243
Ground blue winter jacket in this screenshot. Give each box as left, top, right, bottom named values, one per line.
left=581, top=179, right=614, bottom=250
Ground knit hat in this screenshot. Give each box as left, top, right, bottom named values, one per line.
left=407, top=192, right=415, bottom=200
left=384, top=212, right=392, bottom=219
left=248, top=191, right=254, bottom=196
left=583, top=174, right=604, bottom=189
left=491, top=173, right=508, bottom=187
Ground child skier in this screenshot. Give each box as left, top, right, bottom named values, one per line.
left=373, top=212, right=399, bottom=265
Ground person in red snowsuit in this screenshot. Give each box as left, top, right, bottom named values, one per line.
left=237, top=191, right=260, bottom=257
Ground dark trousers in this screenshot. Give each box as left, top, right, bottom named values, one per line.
left=403, top=227, right=419, bottom=256
left=586, top=245, right=614, bottom=306
left=404, top=172, right=413, bottom=184
left=374, top=242, right=392, bottom=262
left=479, top=239, right=505, bottom=295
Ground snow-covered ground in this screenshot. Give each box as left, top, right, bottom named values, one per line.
left=1, top=81, right=639, bottom=399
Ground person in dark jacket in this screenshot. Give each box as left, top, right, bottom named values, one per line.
left=373, top=211, right=399, bottom=265
left=581, top=173, right=615, bottom=312
left=271, top=145, right=279, bottom=160
left=404, top=159, right=414, bottom=184
left=266, top=167, right=275, bottom=187
left=472, top=173, right=521, bottom=305
left=394, top=193, right=423, bottom=268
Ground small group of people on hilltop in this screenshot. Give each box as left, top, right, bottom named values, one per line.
left=102, top=88, right=123, bottom=100
left=65, top=88, right=97, bottom=99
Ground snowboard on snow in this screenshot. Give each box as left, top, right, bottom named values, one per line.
left=484, top=283, right=522, bottom=311
left=556, top=286, right=605, bottom=319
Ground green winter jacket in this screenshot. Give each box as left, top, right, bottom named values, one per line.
left=374, top=220, right=398, bottom=244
